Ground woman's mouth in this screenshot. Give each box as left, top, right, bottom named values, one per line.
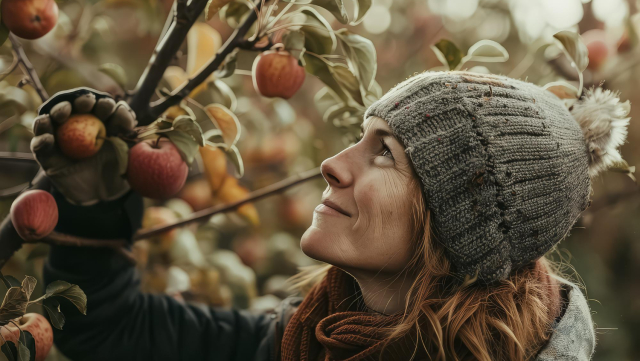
left=315, top=200, right=351, bottom=217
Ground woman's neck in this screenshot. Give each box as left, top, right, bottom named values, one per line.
left=348, top=269, right=417, bottom=315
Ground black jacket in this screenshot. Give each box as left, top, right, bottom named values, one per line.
left=42, top=189, right=301, bottom=361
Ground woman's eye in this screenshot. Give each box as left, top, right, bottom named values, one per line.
left=380, top=139, right=394, bottom=159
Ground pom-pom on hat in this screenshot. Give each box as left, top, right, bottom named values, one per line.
left=364, top=71, right=633, bottom=283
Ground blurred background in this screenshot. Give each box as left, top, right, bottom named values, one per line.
left=0, top=0, right=638, bottom=359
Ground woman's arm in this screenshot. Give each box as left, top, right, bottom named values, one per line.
left=42, top=189, right=272, bottom=361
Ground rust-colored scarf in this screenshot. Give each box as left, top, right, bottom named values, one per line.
left=280, top=267, right=429, bottom=361
left=280, top=263, right=561, bottom=361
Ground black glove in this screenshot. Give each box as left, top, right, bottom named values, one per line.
left=30, top=87, right=137, bottom=206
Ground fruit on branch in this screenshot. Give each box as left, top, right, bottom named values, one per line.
left=179, top=179, right=213, bottom=212
left=1, top=0, right=58, bottom=40
left=199, top=145, right=227, bottom=193
left=0, top=313, right=53, bottom=361
left=581, top=29, right=611, bottom=71
left=252, top=50, right=306, bottom=99
left=215, top=176, right=259, bottom=226
left=127, top=138, right=189, bottom=199
left=56, top=114, right=106, bottom=160
left=141, top=207, right=179, bottom=253
left=10, top=190, right=58, bottom=242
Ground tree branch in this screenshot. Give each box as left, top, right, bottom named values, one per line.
left=134, top=167, right=322, bottom=240
left=34, top=232, right=136, bottom=265
left=9, top=34, right=48, bottom=102
left=132, top=0, right=265, bottom=125
left=128, top=0, right=210, bottom=124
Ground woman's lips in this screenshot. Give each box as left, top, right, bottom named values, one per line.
left=314, top=204, right=345, bottom=217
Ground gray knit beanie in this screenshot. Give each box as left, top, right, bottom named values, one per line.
left=364, top=71, right=632, bottom=283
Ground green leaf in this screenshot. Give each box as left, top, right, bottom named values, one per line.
left=328, top=64, right=362, bottom=106
left=553, top=31, right=589, bottom=73
left=0, top=287, right=28, bottom=326
left=351, top=0, right=372, bottom=25
left=431, top=39, right=463, bottom=71
left=0, top=23, right=9, bottom=47
left=323, top=103, right=362, bottom=125
left=26, top=244, right=50, bottom=261
left=206, top=0, right=233, bottom=20
left=98, top=63, right=128, bottom=89
left=165, top=130, right=200, bottom=164
left=219, top=0, right=251, bottom=28
left=173, top=116, right=205, bottom=146
left=44, top=281, right=87, bottom=315
left=464, top=40, right=509, bottom=63
left=0, top=273, right=20, bottom=289
left=335, top=29, right=377, bottom=91
left=20, top=277, right=36, bottom=301
left=283, top=0, right=348, bottom=24
left=300, top=7, right=337, bottom=54
left=303, top=54, right=349, bottom=104
left=1, top=341, right=16, bottom=361
left=42, top=298, right=65, bottom=330
left=192, top=80, right=237, bottom=113
left=214, top=50, right=238, bottom=79
left=106, top=137, right=130, bottom=175
left=283, top=30, right=306, bottom=65
left=226, top=145, right=244, bottom=178
left=17, top=330, right=34, bottom=361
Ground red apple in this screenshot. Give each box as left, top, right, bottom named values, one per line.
left=581, top=29, right=611, bottom=71
left=56, top=114, right=106, bottom=160
left=127, top=138, right=189, bottom=199
left=1, top=0, right=58, bottom=40
left=10, top=190, right=58, bottom=242
left=252, top=50, right=305, bottom=99
left=0, top=313, right=53, bottom=361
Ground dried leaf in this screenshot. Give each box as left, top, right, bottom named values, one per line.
left=204, top=104, right=240, bottom=148
left=0, top=287, right=28, bottom=326
left=20, top=277, right=36, bottom=301
left=543, top=81, right=579, bottom=100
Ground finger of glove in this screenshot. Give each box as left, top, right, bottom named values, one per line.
left=30, top=134, right=69, bottom=169
left=106, top=101, right=137, bottom=137
left=73, top=92, right=97, bottom=114
left=50, top=101, right=72, bottom=125
left=93, top=97, right=117, bottom=121
left=32, top=115, right=53, bottom=136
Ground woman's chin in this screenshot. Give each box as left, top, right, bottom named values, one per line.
left=300, top=225, right=325, bottom=261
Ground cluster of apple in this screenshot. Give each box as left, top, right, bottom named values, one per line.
left=1, top=0, right=58, bottom=40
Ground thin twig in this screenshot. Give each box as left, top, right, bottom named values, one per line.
left=35, top=232, right=136, bottom=265
left=0, top=56, right=19, bottom=82
left=0, top=152, right=35, bottom=162
left=9, top=34, right=48, bottom=102
left=134, top=167, right=322, bottom=240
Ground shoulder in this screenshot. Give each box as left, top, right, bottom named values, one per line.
left=535, top=276, right=596, bottom=361
left=255, top=295, right=304, bottom=361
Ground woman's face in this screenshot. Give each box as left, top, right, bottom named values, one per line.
left=301, top=116, right=419, bottom=275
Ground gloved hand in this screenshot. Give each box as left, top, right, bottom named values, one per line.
left=30, top=87, right=137, bottom=206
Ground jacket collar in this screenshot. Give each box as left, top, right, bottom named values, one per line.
left=536, top=276, right=596, bottom=360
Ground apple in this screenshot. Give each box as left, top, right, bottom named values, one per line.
left=56, top=114, right=106, bottom=160
left=1, top=0, right=58, bottom=40
left=581, top=29, right=611, bottom=71
left=252, top=50, right=305, bottom=99
left=141, top=207, right=178, bottom=252
left=126, top=138, right=189, bottom=199
left=0, top=313, right=53, bottom=361
left=10, top=190, right=58, bottom=242
left=179, top=179, right=213, bottom=212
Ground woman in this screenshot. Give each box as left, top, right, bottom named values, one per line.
left=36, top=71, right=630, bottom=360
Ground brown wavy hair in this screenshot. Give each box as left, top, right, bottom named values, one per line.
left=289, top=177, right=566, bottom=361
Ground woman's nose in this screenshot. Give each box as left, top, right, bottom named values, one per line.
left=320, top=153, right=353, bottom=188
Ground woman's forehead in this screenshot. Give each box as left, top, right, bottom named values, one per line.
left=361, top=116, right=390, bottom=133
